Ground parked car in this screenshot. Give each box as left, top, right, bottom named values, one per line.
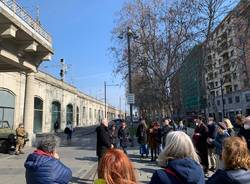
left=0, top=121, right=16, bottom=154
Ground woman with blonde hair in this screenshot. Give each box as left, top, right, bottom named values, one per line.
left=94, top=149, right=137, bottom=184
left=149, top=131, right=205, bottom=184
left=223, top=118, right=235, bottom=136
left=207, top=136, right=250, bottom=184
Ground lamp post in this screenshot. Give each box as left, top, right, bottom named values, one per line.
left=104, top=81, right=119, bottom=119
left=118, top=26, right=137, bottom=125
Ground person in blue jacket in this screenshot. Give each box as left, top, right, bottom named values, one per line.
left=207, top=136, right=250, bottom=184
left=24, top=135, right=72, bottom=184
left=149, top=131, right=205, bottom=184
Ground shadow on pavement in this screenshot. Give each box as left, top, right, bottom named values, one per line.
left=70, top=177, right=93, bottom=184
left=75, top=156, right=98, bottom=162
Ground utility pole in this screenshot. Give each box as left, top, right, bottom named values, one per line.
left=104, top=81, right=107, bottom=118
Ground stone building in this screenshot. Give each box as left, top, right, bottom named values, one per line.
left=0, top=0, right=121, bottom=145
left=205, top=1, right=250, bottom=121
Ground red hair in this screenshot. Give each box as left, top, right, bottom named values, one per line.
left=98, top=149, right=137, bottom=184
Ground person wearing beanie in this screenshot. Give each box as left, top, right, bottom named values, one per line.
left=207, top=122, right=230, bottom=169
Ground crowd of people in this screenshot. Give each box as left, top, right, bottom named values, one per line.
left=21, top=115, right=250, bottom=184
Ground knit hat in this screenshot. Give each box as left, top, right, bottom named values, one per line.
left=217, top=122, right=227, bottom=130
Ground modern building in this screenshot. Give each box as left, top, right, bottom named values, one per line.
left=205, top=1, right=250, bottom=121
left=0, top=0, right=121, bottom=145
left=170, top=45, right=206, bottom=119
left=179, top=45, right=206, bottom=116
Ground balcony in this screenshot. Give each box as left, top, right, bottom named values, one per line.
left=0, top=0, right=53, bottom=72
left=0, top=0, right=51, bottom=43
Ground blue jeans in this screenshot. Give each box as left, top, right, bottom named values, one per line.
left=140, top=144, right=149, bottom=156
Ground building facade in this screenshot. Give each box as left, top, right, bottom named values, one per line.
left=171, top=45, right=206, bottom=119
left=205, top=1, right=250, bottom=121
left=0, top=71, right=120, bottom=143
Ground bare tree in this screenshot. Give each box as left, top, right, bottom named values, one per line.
left=111, top=0, right=201, bottom=119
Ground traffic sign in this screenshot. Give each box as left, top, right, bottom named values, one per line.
left=127, top=93, right=135, bottom=104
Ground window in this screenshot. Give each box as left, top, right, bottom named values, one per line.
left=89, top=108, right=92, bottom=119
left=215, top=82, right=218, bottom=87
left=235, top=96, right=240, bottom=103
left=228, top=97, right=233, bottom=104
left=234, top=85, right=238, bottom=91
left=246, top=94, right=250, bottom=102
left=216, top=91, right=219, bottom=96
left=0, top=89, right=15, bottom=128
left=34, top=97, right=43, bottom=133
left=66, top=104, right=73, bottom=124
left=217, top=100, right=221, bottom=106
left=223, top=99, right=226, bottom=105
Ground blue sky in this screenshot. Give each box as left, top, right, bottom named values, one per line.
left=17, top=0, right=126, bottom=110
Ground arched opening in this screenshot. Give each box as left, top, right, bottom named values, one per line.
left=0, top=89, right=15, bottom=128
left=52, top=101, right=61, bottom=132
left=76, top=106, right=79, bottom=126
left=66, top=104, right=73, bottom=124
left=34, top=97, right=43, bottom=133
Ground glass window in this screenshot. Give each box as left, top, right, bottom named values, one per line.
left=246, top=94, right=250, bottom=102
left=217, top=100, right=220, bottom=106
left=228, top=97, right=233, bottom=104
left=52, top=101, right=61, bottom=131
left=0, top=90, right=15, bottom=128
left=34, top=97, right=43, bottom=133
left=66, top=104, right=73, bottom=124
left=235, top=96, right=240, bottom=103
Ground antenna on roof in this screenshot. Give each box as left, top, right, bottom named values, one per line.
left=35, top=5, right=40, bottom=25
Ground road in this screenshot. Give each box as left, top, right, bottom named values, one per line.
left=0, top=126, right=158, bottom=184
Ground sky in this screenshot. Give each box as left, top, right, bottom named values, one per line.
left=17, top=0, right=127, bottom=110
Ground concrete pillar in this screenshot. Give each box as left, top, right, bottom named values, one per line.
left=23, top=73, right=35, bottom=146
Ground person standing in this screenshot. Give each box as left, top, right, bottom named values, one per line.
left=15, top=123, right=26, bottom=155
left=208, top=122, right=230, bottom=169
left=193, top=116, right=209, bottom=173
left=149, top=131, right=205, bottom=184
left=206, top=117, right=216, bottom=172
left=65, top=122, right=73, bottom=141
left=177, top=120, right=187, bottom=133
left=54, top=120, right=59, bottom=133
left=161, top=118, right=173, bottom=148
left=96, top=118, right=113, bottom=162
left=224, top=118, right=235, bottom=136
left=239, top=116, right=250, bottom=149
left=25, top=135, right=72, bottom=184
left=118, top=121, right=130, bottom=154
left=136, top=119, right=148, bottom=158
left=109, top=124, right=118, bottom=148
left=148, top=122, right=158, bottom=161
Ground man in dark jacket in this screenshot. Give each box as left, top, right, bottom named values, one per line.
left=118, top=121, right=130, bottom=154
left=96, top=118, right=113, bottom=162
left=162, top=119, right=173, bottom=148
left=24, top=135, right=72, bottom=184
left=238, top=116, right=250, bottom=150
left=193, top=116, right=209, bottom=173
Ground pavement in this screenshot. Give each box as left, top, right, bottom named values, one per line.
left=0, top=126, right=159, bottom=184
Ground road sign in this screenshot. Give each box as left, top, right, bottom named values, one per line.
left=127, top=93, right=135, bottom=104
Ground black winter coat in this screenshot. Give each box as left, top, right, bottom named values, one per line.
left=136, top=124, right=147, bottom=144
left=207, top=169, right=250, bottom=184
left=118, top=127, right=129, bottom=148
left=238, top=127, right=250, bottom=150
left=96, top=124, right=112, bottom=157
left=162, top=125, right=173, bottom=147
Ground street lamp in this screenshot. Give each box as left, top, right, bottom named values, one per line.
left=104, top=81, right=119, bottom=119
left=118, top=26, right=138, bottom=125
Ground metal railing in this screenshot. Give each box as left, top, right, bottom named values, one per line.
left=0, top=0, right=52, bottom=43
